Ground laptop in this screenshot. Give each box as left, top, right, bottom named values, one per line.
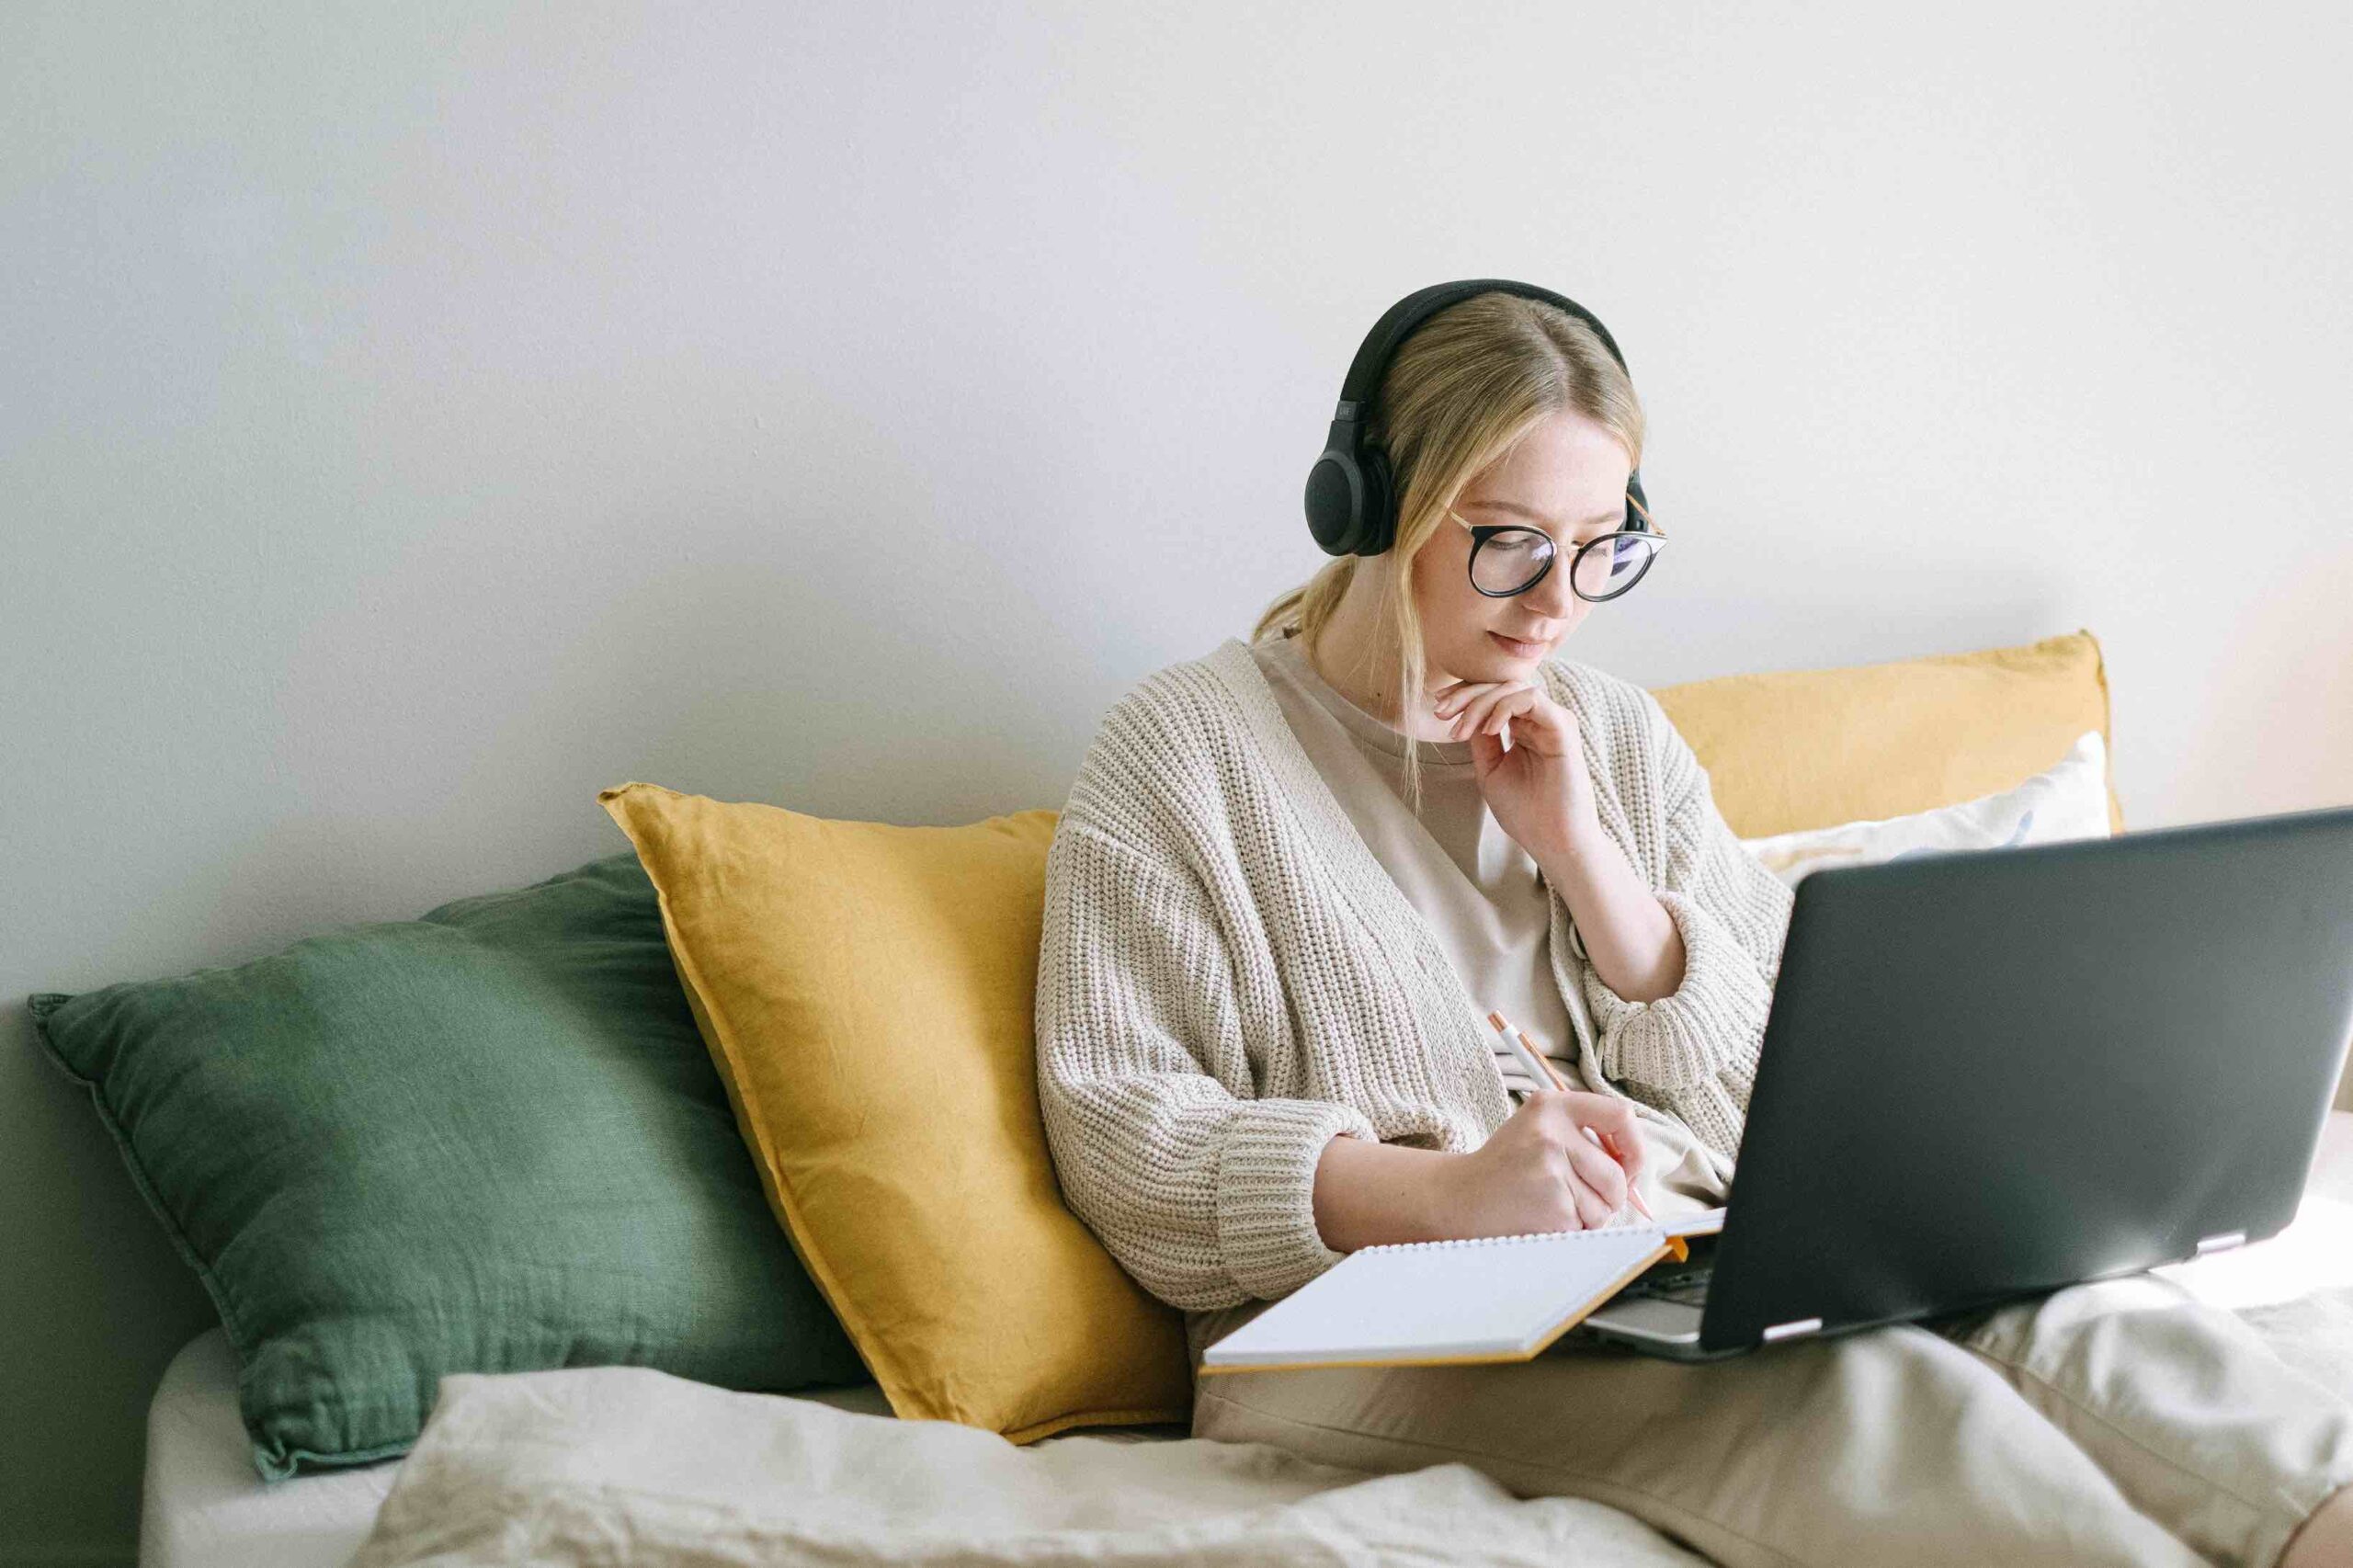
left=1575, top=801, right=2353, bottom=1360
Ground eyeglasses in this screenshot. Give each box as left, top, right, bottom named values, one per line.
left=1449, top=500, right=1668, bottom=601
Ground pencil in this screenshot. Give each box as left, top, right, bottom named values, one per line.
left=1485, top=1008, right=1567, bottom=1093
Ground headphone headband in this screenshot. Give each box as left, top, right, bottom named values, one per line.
left=1331, top=278, right=1632, bottom=426
left=1305, top=278, right=1648, bottom=560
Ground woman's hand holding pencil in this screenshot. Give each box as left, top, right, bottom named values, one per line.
left=1440, top=1008, right=1653, bottom=1235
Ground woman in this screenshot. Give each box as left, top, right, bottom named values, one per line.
left=1032, top=286, right=2353, bottom=1567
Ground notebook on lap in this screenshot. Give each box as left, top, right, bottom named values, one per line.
left=1197, top=1209, right=1722, bottom=1374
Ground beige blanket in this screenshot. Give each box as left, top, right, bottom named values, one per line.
left=347, top=1363, right=1710, bottom=1566
left=353, top=1120, right=2353, bottom=1568
left=353, top=1293, right=2353, bottom=1568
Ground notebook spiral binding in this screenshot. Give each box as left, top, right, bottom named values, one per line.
left=1359, top=1226, right=1646, bottom=1255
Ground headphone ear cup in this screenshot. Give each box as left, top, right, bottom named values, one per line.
left=1304, top=448, right=1367, bottom=556
left=1354, top=445, right=1395, bottom=555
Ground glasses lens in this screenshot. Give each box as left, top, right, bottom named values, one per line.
left=1571, top=532, right=1660, bottom=601
left=1470, top=527, right=1553, bottom=596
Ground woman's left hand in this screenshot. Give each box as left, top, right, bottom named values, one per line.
left=1431, top=675, right=1603, bottom=863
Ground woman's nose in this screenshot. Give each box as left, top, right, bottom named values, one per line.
left=1525, top=554, right=1580, bottom=617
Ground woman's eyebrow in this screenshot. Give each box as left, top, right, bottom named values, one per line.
left=1460, top=498, right=1623, bottom=535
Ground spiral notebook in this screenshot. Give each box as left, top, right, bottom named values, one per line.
left=1197, top=1210, right=1724, bottom=1374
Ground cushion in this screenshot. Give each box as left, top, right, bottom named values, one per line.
left=30, top=852, right=870, bottom=1482
left=1740, top=730, right=2113, bottom=886
left=1650, top=629, right=2123, bottom=838
left=597, top=782, right=1193, bottom=1445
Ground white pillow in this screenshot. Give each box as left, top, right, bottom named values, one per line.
left=1737, top=731, right=2112, bottom=888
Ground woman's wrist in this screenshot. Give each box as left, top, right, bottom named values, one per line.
left=1535, top=827, right=1686, bottom=1003
left=1529, top=812, right=1610, bottom=881
left=1312, top=1132, right=1472, bottom=1253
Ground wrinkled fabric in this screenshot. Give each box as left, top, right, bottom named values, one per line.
left=348, top=1364, right=1708, bottom=1567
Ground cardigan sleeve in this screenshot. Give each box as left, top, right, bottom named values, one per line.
left=1574, top=691, right=1795, bottom=1157
left=1034, top=819, right=1380, bottom=1312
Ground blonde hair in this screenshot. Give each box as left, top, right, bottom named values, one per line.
left=1250, top=290, right=1647, bottom=813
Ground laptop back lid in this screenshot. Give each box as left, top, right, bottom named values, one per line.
left=1700, top=802, right=2353, bottom=1353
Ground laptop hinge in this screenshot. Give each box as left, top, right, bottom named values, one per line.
left=2193, top=1230, right=2247, bottom=1256
left=1761, top=1316, right=1824, bottom=1344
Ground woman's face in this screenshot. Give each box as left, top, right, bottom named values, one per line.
left=1411, top=409, right=1635, bottom=689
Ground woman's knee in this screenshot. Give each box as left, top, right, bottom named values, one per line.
left=1943, top=1273, right=2201, bottom=1370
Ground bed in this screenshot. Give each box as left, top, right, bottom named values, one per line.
left=142, top=1108, right=2353, bottom=1568
left=141, top=1331, right=912, bottom=1568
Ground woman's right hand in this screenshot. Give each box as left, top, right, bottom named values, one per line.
left=1438, top=1089, right=1645, bottom=1237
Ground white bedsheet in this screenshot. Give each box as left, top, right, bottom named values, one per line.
left=140, top=1332, right=902, bottom=1568
left=142, top=1332, right=397, bottom=1568
left=145, top=1110, right=2353, bottom=1568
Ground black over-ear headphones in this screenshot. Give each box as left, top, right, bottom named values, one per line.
left=1303, top=278, right=1652, bottom=559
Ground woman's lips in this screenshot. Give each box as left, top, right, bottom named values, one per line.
left=1489, top=631, right=1547, bottom=657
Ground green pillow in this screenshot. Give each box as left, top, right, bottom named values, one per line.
left=31, top=852, right=870, bottom=1481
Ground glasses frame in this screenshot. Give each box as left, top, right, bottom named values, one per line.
left=1450, top=502, right=1670, bottom=602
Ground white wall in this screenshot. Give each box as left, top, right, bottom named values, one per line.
left=6, top=3, right=2350, bottom=1557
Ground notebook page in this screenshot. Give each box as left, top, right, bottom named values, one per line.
left=1199, top=1226, right=1669, bottom=1370
left=1665, top=1207, right=1727, bottom=1239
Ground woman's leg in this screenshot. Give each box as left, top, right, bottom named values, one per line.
left=1187, top=1302, right=2204, bottom=1568
left=1938, top=1273, right=2353, bottom=1568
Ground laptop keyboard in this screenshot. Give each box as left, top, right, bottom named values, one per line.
left=1627, top=1264, right=1713, bottom=1307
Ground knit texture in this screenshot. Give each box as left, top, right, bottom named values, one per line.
left=1034, top=636, right=1795, bottom=1312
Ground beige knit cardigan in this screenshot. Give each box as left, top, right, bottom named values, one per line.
left=1033, top=635, right=1796, bottom=1312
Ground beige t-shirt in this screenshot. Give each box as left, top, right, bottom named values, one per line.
left=1248, top=627, right=1727, bottom=1221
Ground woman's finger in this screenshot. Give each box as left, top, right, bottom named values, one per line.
left=1563, top=1131, right=1629, bottom=1214
left=1444, top=684, right=1504, bottom=739
left=1560, top=1160, right=1617, bottom=1229
left=1599, top=1126, right=1646, bottom=1189
left=1576, top=1098, right=1643, bottom=1188
left=1485, top=686, right=1536, bottom=738
left=1599, top=1092, right=1637, bottom=1176
left=1491, top=687, right=1553, bottom=750
left=1434, top=679, right=1498, bottom=719
left=1454, top=687, right=1508, bottom=740
left=1432, top=677, right=1496, bottom=710
left=1449, top=680, right=1535, bottom=741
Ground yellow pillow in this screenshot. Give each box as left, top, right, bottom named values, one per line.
left=597, top=782, right=1191, bottom=1443
left=1650, top=629, right=2124, bottom=839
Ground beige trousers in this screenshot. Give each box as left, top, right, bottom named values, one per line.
left=1188, top=1274, right=2353, bottom=1568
